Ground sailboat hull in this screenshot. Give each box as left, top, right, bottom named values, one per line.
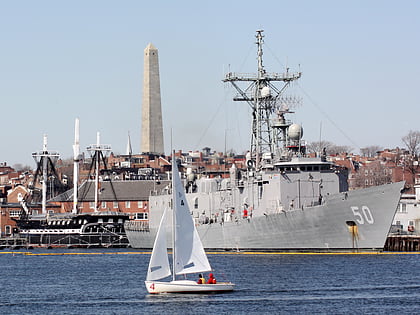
left=145, top=280, right=235, bottom=294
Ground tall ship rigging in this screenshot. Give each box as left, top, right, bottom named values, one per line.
left=14, top=120, right=129, bottom=248
left=125, top=30, right=404, bottom=251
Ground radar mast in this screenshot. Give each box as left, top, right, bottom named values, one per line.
left=223, top=30, right=302, bottom=169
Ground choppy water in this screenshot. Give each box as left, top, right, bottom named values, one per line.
left=1, top=249, right=419, bottom=314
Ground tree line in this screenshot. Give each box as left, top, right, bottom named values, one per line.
left=306, top=130, right=420, bottom=158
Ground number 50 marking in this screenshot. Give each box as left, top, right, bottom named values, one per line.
left=351, top=206, right=374, bottom=224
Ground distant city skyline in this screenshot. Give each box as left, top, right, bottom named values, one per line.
left=1, top=1, right=419, bottom=167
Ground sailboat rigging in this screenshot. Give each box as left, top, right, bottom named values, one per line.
left=145, top=155, right=235, bottom=294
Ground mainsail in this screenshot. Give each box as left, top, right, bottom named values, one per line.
left=172, top=160, right=211, bottom=276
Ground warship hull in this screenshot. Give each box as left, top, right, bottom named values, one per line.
left=125, top=181, right=404, bottom=251
left=126, top=31, right=404, bottom=252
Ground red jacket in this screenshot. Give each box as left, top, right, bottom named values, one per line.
left=207, top=276, right=216, bottom=284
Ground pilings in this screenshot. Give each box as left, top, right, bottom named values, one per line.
left=385, top=235, right=420, bottom=251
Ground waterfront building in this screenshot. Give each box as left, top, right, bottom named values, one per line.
left=392, top=181, right=420, bottom=235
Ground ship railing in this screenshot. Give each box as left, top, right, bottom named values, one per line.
left=150, top=187, right=172, bottom=196
left=271, top=118, right=293, bottom=127
left=224, top=72, right=302, bottom=82
left=124, top=220, right=150, bottom=232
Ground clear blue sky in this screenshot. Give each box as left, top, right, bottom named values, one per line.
left=1, top=0, right=419, bottom=167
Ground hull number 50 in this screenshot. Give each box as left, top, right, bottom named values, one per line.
left=351, top=206, right=374, bottom=224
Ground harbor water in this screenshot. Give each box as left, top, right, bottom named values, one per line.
left=1, top=249, right=420, bottom=314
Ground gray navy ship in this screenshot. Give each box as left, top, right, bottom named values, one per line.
left=125, top=30, right=404, bottom=251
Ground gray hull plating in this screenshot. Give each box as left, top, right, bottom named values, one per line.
left=125, top=181, right=404, bottom=251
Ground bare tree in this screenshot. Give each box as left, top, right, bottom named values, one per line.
left=12, top=164, right=32, bottom=172
left=307, top=141, right=352, bottom=155
left=307, top=141, right=334, bottom=154
left=402, top=130, right=420, bottom=157
left=328, top=144, right=353, bottom=155
left=360, top=145, right=383, bottom=158
left=400, top=131, right=420, bottom=189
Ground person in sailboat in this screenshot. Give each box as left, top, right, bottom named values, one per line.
left=207, top=273, right=216, bottom=284
left=197, top=274, right=206, bottom=284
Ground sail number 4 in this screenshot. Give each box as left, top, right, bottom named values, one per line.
left=351, top=206, right=374, bottom=224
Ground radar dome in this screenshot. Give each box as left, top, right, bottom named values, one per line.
left=288, top=124, right=303, bottom=140
left=261, top=86, right=271, bottom=98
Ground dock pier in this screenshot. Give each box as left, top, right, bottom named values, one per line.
left=385, top=235, right=420, bottom=252
left=0, top=237, right=28, bottom=249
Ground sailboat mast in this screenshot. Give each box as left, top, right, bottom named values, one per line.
left=172, top=151, right=176, bottom=281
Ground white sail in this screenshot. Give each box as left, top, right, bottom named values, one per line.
left=172, top=161, right=211, bottom=276
left=144, top=157, right=235, bottom=293
left=146, top=207, right=171, bottom=281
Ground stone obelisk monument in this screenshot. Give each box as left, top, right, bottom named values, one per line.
left=141, top=43, right=164, bottom=155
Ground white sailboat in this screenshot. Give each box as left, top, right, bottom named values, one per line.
left=145, top=156, right=235, bottom=294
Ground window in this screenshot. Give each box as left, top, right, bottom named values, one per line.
left=409, top=220, right=414, bottom=226
left=48, top=210, right=54, bottom=214
left=194, top=198, right=198, bottom=209
left=138, top=201, right=144, bottom=209
left=125, top=201, right=131, bottom=209
left=113, top=201, right=118, bottom=209
left=9, top=210, right=21, bottom=217
left=89, top=202, right=95, bottom=209
left=401, top=204, right=407, bottom=213
left=135, top=212, right=148, bottom=220
left=5, top=225, right=11, bottom=235
left=101, top=201, right=107, bottom=209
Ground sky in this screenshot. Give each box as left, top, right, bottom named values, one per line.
left=1, top=0, right=419, bottom=168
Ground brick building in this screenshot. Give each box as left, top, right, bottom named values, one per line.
left=50, top=180, right=170, bottom=221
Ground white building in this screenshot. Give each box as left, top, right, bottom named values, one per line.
left=391, top=182, right=420, bottom=235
